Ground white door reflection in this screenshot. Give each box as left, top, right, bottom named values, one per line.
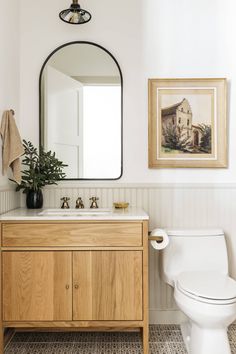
left=45, top=65, right=83, bottom=178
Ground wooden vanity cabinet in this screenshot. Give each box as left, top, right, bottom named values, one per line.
left=0, top=220, right=149, bottom=353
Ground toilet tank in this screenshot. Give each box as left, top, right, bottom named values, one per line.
left=161, top=229, right=228, bottom=286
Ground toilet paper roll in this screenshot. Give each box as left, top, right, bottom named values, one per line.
left=150, top=228, right=169, bottom=250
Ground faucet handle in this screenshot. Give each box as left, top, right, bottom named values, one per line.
left=89, top=196, right=99, bottom=208
left=61, top=197, right=70, bottom=209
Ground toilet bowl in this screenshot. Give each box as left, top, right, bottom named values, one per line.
left=160, top=229, right=236, bottom=354
left=174, top=271, right=236, bottom=354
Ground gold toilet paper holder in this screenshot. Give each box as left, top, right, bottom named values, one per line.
left=148, top=231, right=164, bottom=243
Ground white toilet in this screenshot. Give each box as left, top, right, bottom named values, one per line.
left=161, top=229, right=236, bottom=354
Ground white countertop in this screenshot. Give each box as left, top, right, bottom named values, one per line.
left=0, top=207, right=149, bottom=221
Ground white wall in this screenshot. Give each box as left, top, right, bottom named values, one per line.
left=142, top=0, right=236, bottom=183
left=19, top=0, right=236, bottom=183
left=0, top=0, right=20, bottom=187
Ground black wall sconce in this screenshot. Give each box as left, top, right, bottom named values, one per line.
left=59, top=0, right=92, bottom=25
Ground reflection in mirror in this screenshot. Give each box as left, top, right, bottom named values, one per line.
left=40, top=42, right=122, bottom=180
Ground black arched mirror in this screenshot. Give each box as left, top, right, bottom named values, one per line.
left=39, top=42, right=123, bottom=180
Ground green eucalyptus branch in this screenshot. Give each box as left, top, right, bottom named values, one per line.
left=11, top=140, right=67, bottom=193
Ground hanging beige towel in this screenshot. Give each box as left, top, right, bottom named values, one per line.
left=0, top=110, right=24, bottom=184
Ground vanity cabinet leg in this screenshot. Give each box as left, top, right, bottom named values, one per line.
left=142, top=325, right=149, bottom=354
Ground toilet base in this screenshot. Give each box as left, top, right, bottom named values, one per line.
left=181, top=321, right=231, bottom=354
left=180, top=321, right=191, bottom=352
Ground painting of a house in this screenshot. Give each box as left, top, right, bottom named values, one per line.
left=161, top=98, right=211, bottom=154
left=149, top=78, right=227, bottom=168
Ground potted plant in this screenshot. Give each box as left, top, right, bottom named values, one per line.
left=12, top=140, right=67, bottom=209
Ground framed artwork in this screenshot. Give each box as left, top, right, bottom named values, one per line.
left=148, top=78, right=227, bottom=168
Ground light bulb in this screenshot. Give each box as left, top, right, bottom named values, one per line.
left=70, top=11, right=80, bottom=23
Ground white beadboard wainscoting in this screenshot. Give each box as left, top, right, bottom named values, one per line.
left=0, top=187, right=20, bottom=214
left=16, top=182, right=236, bottom=323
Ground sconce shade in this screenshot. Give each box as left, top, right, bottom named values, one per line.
left=59, top=0, right=91, bottom=24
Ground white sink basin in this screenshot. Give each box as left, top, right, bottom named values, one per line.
left=38, top=208, right=112, bottom=217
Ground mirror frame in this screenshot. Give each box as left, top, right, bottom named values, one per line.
left=39, top=41, right=123, bottom=181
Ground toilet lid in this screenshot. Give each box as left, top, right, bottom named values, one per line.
left=177, top=271, right=236, bottom=301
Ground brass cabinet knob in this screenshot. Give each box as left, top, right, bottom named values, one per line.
left=74, top=284, right=79, bottom=290
left=65, top=284, right=70, bottom=290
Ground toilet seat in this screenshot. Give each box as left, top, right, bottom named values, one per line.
left=176, top=271, right=236, bottom=305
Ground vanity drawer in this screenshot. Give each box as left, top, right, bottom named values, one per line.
left=1, top=223, right=143, bottom=247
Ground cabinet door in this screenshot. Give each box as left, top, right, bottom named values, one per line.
left=73, top=251, right=143, bottom=321
left=2, top=252, right=72, bottom=321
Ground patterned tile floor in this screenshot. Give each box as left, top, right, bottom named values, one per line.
left=4, top=324, right=236, bottom=353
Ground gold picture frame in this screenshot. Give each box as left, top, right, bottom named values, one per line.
left=148, top=78, right=227, bottom=168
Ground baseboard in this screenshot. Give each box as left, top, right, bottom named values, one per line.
left=149, top=310, right=187, bottom=324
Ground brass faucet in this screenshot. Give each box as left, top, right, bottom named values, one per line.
left=76, top=197, right=84, bottom=209
left=61, top=197, right=70, bottom=209
left=89, top=197, right=99, bottom=208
